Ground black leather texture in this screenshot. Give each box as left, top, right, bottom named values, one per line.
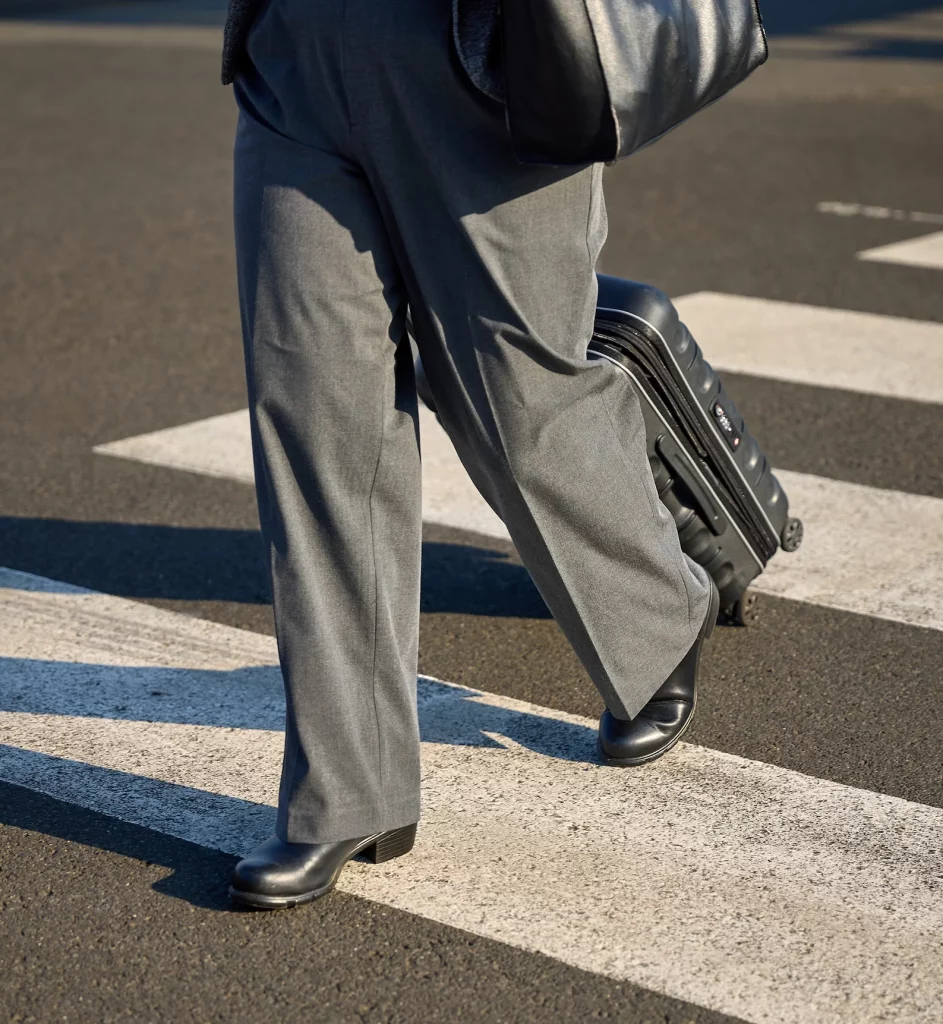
left=501, top=0, right=615, bottom=163
left=501, top=0, right=768, bottom=165
left=229, top=824, right=417, bottom=908
left=231, top=834, right=376, bottom=899
left=598, top=579, right=718, bottom=766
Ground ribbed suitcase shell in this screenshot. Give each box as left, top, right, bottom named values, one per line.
left=591, top=275, right=801, bottom=620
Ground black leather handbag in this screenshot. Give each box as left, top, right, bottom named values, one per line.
left=501, top=0, right=768, bottom=165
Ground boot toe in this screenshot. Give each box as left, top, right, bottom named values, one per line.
left=231, top=858, right=284, bottom=896
left=230, top=837, right=320, bottom=897
left=598, top=701, right=692, bottom=765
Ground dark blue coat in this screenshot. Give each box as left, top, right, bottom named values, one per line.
left=220, top=0, right=504, bottom=101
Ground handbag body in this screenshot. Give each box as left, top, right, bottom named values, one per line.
left=501, top=0, right=768, bottom=164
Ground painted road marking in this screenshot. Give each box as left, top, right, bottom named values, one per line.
left=761, top=468, right=943, bottom=631
left=672, top=293, right=943, bottom=405
left=817, top=201, right=943, bottom=227
left=94, top=406, right=509, bottom=539
left=96, top=409, right=256, bottom=486
left=857, top=230, right=943, bottom=272
left=96, top=404, right=943, bottom=631
left=1, top=567, right=941, bottom=1024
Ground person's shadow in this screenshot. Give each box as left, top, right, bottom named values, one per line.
left=0, top=515, right=551, bottom=618
left=0, top=658, right=597, bottom=909
left=0, top=656, right=592, bottom=752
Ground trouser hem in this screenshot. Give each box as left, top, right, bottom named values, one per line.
left=277, top=801, right=422, bottom=845
left=608, top=566, right=714, bottom=722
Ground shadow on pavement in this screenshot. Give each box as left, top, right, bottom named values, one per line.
left=0, top=662, right=596, bottom=758
left=0, top=775, right=243, bottom=910
left=849, top=36, right=943, bottom=60
left=0, top=675, right=598, bottom=907
left=0, top=515, right=551, bottom=618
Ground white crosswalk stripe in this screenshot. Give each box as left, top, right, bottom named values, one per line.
left=95, top=408, right=256, bottom=487
left=673, top=293, right=943, bottom=404
left=95, top=402, right=943, bottom=632
left=2, top=5, right=939, bottom=1015
left=1, top=567, right=941, bottom=1024
left=857, top=230, right=943, bottom=272
left=8, top=286, right=942, bottom=1020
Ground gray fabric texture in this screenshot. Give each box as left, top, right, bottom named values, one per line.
left=232, top=0, right=713, bottom=843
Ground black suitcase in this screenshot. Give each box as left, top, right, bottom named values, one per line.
left=591, top=274, right=802, bottom=624
left=413, top=273, right=803, bottom=626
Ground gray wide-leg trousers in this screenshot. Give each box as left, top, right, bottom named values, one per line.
left=232, top=0, right=713, bottom=843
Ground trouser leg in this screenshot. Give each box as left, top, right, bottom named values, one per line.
left=233, top=94, right=422, bottom=842
left=344, top=0, right=714, bottom=720
left=231, top=0, right=714, bottom=862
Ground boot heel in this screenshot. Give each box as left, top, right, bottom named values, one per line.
left=364, top=824, right=417, bottom=864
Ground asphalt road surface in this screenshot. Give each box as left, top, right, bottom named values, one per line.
left=1, top=1, right=942, bottom=1022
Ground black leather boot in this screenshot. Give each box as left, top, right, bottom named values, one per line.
left=229, top=823, right=417, bottom=910
left=598, top=580, right=719, bottom=767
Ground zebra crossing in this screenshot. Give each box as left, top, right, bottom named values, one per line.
left=858, top=231, right=943, bottom=272
left=3, top=569, right=942, bottom=1023
left=95, top=402, right=943, bottom=629
left=94, top=294, right=943, bottom=632
left=3, top=287, right=942, bottom=1022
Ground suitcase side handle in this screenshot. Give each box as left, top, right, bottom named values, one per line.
left=655, top=434, right=727, bottom=537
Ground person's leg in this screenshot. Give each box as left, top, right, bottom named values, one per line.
left=232, top=0, right=422, bottom=846
left=347, top=0, right=714, bottom=722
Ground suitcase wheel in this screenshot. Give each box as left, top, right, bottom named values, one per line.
left=780, top=517, right=803, bottom=553
left=723, top=591, right=759, bottom=627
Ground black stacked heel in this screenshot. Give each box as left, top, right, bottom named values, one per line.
left=363, top=823, right=417, bottom=863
